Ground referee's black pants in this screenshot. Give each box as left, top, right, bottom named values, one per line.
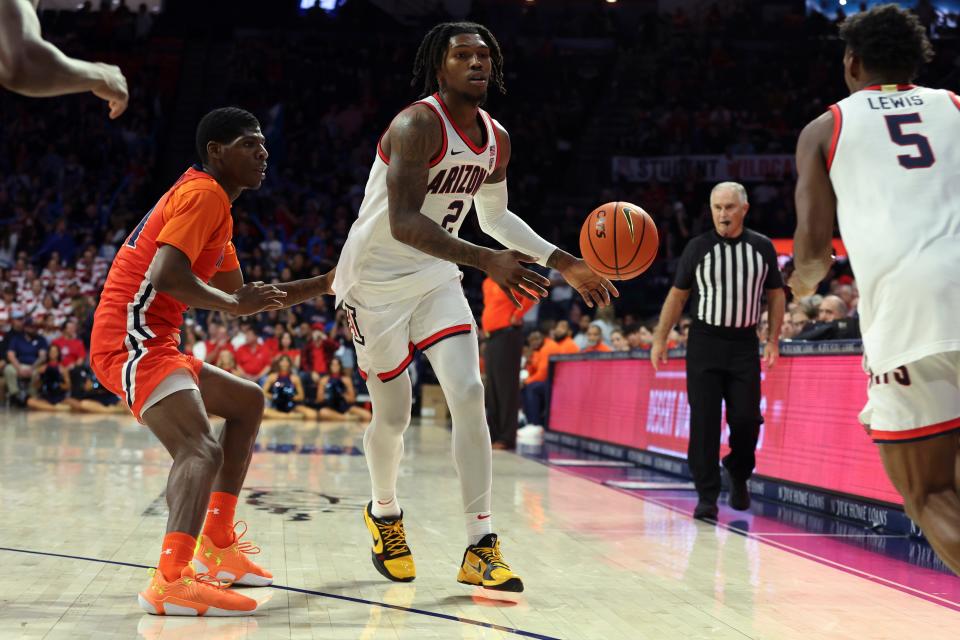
left=685, top=330, right=763, bottom=504
left=484, top=326, right=525, bottom=447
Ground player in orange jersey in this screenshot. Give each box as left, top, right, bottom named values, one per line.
left=91, top=107, right=334, bottom=615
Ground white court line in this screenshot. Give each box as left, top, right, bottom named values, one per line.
left=550, top=459, right=635, bottom=468
left=604, top=481, right=696, bottom=490
left=751, top=533, right=905, bottom=538
left=647, top=445, right=687, bottom=457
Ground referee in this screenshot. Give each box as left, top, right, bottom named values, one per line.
left=651, top=182, right=785, bottom=520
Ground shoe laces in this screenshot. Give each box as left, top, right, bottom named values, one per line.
left=379, top=519, right=410, bottom=555
left=148, top=567, right=233, bottom=590
left=232, top=521, right=261, bottom=556
left=472, top=541, right=510, bottom=571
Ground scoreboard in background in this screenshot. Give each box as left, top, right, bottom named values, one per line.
left=547, top=346, right=901, bottom=506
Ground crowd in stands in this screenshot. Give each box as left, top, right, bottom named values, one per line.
left=0, top=1, right=938, bottom=417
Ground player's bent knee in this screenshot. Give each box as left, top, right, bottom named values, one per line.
left=243, top=381, right=266, bottom=417
left=374, top=408, right=410, bottom=432
left=447, top=377, right=484, bottom=410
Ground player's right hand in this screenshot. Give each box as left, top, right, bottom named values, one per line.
left=91, top=63, right=129, bottom=119
left=481, top=249, right=551, bottom=309
left=650, top=339, right=668, bottom=371
left=232, top=281, right=287, bottom=315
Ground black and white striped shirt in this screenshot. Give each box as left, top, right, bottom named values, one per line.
left=674, top=229, right=782, bottom=332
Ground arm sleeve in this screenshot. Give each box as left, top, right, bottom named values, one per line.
left=762, top=240, right=785, bottom=289
left=474, top=180, right=558, bottom=267
left=673, top=239, right=699, bottom=290
left=218, top=241, right=240, bottom=272
left=156, top=187, right=230, bottom=265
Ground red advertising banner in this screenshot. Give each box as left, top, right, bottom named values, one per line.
left=548, top=354, right=902, bottom=505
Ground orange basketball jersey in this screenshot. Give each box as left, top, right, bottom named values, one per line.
left=94, top=166, right=239, bottom=338
left=90, top=166, right=240, bottom=420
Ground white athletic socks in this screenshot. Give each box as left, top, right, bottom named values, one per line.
left=362, top=372, right=412, bottom=522
left=466, top=512, right=493, bottom=546
left=371, top=496, right=402, bottom=519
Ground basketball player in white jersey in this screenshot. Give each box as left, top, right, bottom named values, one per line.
left=334, top=22, right=617, bottom=591
left=791, top=5, right=960, bottom=573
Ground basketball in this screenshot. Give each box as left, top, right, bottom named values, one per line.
left=579, top=201, right=659, bottom=280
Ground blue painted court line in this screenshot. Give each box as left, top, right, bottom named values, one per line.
left=0, top=546, right=560, bottom=640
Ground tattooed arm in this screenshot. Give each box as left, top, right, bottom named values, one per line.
left=385, top=105, right=549, bottom=307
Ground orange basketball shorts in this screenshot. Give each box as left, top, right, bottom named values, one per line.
left=90, top=329, right=203, bottom=423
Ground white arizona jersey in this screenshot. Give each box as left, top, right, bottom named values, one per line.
left=828, top=84, right=960, bottom=373
left=334, top=93, right=500, bottom=306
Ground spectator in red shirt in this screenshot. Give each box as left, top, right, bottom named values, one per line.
left=301, top=324, right=339, bottom=377
left=203, top=322, right=234, bottom=364
left=52, top=319, right=86, bottom=369
left=273, top=331, right=301, bottom=370
left=234, top=324, right=273, bottom=382
left=261, top=322, right=286, bottom=357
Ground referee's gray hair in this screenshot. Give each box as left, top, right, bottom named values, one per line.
left=710, top=181, right=749, bottom=204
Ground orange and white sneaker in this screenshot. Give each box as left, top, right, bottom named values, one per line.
left=138, top=565, right=258, bottom=616
left=193, top=521, right=274, bottom=587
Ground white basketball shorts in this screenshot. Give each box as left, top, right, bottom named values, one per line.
left=340, top=276, right=475, bottom=383
left=860, top=351, right=960, bottom=444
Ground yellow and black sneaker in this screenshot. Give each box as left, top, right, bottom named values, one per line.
left=456, top=533, right=524, bottom=592
left=363, top=501, right=415, bottom=582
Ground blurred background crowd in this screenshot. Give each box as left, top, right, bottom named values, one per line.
left=1, top=0, right=957, bottom=414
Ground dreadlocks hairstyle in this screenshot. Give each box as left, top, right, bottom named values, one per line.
left=411, top=22, right=506, bottom=98
left=839, top=4, right=934, bottom=82
left=195, top=107, right=260, bottom=163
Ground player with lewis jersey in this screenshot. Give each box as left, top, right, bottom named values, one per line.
left=791, top=5, right=960, bottom=575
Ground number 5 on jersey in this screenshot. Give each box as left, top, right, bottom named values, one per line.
left=884, top=113, right=935, bottom=169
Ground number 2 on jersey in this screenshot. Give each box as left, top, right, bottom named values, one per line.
left=884, top=113, right=935, bottom=169
left=441, top=200, right=465, bottom=233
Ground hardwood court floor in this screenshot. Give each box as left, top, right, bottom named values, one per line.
left=1, top=410, right=958, bottom=639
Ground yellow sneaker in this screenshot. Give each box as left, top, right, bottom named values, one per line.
left=138, top=565, right=258, bottom=616
left=363, top=501, right=415, bottom=582
left=457, top=533, right=524, bottom=592
left=193, top=522, right=273, bottom=587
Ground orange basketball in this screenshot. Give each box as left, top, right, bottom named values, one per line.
left=579, top=201, right=659, bottom=280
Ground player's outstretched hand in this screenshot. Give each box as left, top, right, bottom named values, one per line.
left=233, top=281, right=287, bottom=315
left=559, top=259, right=619, bottom=309
left=481, top=250, right=551, bottom=309
left=91, top=63, right=129, bottom=119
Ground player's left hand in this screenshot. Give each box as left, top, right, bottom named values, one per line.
left=560, top=259, right=619, bottom=309
left=320, top=267, right=336, bottom=296
left=92, top=62, right=129, bottom=119
left=763, top=341, right=779, bottom=369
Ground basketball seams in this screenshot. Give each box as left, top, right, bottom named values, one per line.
left=612, top=202, right=620, bottom=277
left=580, top=201, right=658, bottom=279
left=622, top=206, right=648, bottom=271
